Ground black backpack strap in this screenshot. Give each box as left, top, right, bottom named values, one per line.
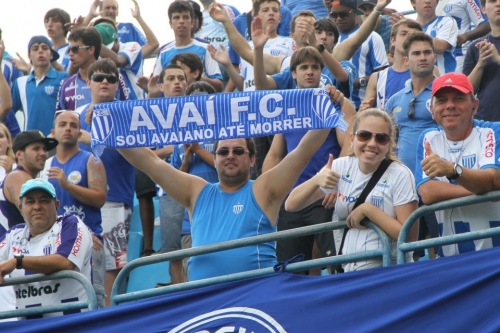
left=337, top=159, right=393, bottom=257
left=246, top=12, right=253, bottom=40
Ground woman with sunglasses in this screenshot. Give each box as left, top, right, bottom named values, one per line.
left=285, top=108, right=419, bottom=271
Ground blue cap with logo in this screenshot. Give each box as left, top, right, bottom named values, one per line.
left=19, top=178, right=57, bottom=199
left=27, top=35, right=60, bottom=62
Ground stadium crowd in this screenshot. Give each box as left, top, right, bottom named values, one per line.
left=1, top=0, right=500, bottom=320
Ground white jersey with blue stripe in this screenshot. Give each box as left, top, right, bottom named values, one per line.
left=152, top=39, right=222, bottom=81
left=117, top=42, right=144, bottom=100
left=55, top=43, right=71, bottom=72
left=415, top=121, right=500, bottom=257
left=338, top=27, right=388, bottom=108
left=439, top=0, right=488, bottom=72
left=375, top=67, right=411, bottom=109
left=422, top=16, right=458, bottom=74
left=197, top=5, right=240, bottom=50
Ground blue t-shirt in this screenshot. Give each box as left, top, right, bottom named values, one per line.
left=385, top=80, right=437, bottom=174
left=117, top=22, right=147, bottom=46
left=44, top=151, right=103, bottom=237
left=11, top=67, right=68, bottom=135
left=189, top=181, right=277, bottom=280
left=282, top=0, right=328, bottom=19
left=78, top=103, right=135, bottom=208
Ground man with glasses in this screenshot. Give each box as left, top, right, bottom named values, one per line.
left=385, top=32, right=440, bottom=261
left=56, top=27, right=129, bottom=111
left=106, top=83, right=353, bottom=281
left=76, top=59, right=135, bottom=306
left=330, top=0, right=388, bottom=109
left=416, top=72, right=500, bottom=257
left=7, top=36, right=68, bottom=136
left=42, top=110, right=107, bottom=308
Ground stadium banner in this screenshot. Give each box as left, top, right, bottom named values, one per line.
left=89, top=88, right=347, bottom=156
left=5, top=246, right=500, bottom=332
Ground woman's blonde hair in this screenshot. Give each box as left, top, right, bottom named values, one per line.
left=349, top=108, right=398, bottom=162
left=0, top=123, right=15, bottom=162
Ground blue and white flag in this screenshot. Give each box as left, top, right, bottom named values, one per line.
left=90, top=88, right=347, bottom=157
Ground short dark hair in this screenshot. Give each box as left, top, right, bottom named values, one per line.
left=314, top=18, right=339, bottom=45
left=390, top=19, right=423, bottom=39
left=88, top=58, right=119, bottom=79
left=290, top=10, right=315, bottom=34
left=171, top=53, right=204, bottom=81
left=168, top=1, right=194, bottom=22
left=214, top=138, right=256, bottom=157
left=159, top=64, right=187, bottom=84
left=68, top=27, right=102, bottom=60
left=402, top=31, right=435, bottom=57
left=480, top=0, right=485, bottom=6
left=44, top=8, right=71, bottom=36
left=186, top=81, right=216, bottom=95
left=290, top=46, right=324, bottom=73
left=253, top=0, right=281, bottom=15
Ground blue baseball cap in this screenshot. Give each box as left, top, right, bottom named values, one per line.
left=19, top=179, right=57, bottom=199
left=27, top=35, right=60, bottom=62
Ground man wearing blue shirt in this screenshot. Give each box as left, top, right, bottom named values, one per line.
left=9, top=36, right=68, bottom=135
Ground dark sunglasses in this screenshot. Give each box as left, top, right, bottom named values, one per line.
left=355, top=130, right=391, bottom=145
left=91, top=74, right=118, bottom=84
left=329, top=9, right=353, bottom=20
left=215, top=147, right=250, bottom=156
left=67, top=45, right=91, bottom=54
left=408, top=98, right=416, bottom=119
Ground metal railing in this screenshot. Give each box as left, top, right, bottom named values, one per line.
left=0, top=270, right=98, bottom=320
left=397, top=190, right=500, bottom=264
left=110, top=220, right=392, bottom=306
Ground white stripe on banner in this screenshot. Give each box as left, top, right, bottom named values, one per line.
left=90, top=88, right=347, bottom=157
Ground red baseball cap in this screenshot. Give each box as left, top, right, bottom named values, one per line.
left=431, top=73, right=474, bottom=97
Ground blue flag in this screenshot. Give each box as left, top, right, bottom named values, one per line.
left=90, top=88, right=347, bottom=157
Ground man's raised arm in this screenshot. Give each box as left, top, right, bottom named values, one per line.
left=254, top=86, right=355, bottom=223
left=333, top=0, right=392, bottom=62
left=117, top=148, right=207, bottom=212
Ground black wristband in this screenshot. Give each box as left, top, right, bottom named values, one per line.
left=15, top=254, right=24, bottom=269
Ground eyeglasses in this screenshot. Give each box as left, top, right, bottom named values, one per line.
left=329, top=9, right=353, bottom=20
left=355, top=130, right=391, bottom=145
left=91, top=74, right=118, bottom=84
left=67, top=45, right=91, bottom=54
left=408, top=98, right=416, bottom=120
left=215, top=147, right=250, bottom=156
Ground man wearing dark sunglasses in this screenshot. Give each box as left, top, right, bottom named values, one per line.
left=331, top=0, right=388, bottom=110
left=56, top=27, right=102, bottom=111
left=416, top=72, right=500, bottom=258
left=76, top=59, right=135, bottom=306
left=113, top=85, right=348, bottom=281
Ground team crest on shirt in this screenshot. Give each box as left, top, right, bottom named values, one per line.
left=371, top=194, right=384, bottom=208
left=462, top=154, right=476, bottom=169
left=67, top=171, right=82, bottom=184
left=443, top=5, right=453, bottom=13
left=45, top=85, right=55, bottom=95
left=43, top=243, right=52, bottom=255
left=392, top=106, right=402, bottom=113
left=233, top=202, right=243, bottom=214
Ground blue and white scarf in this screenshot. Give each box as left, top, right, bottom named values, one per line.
left=90, top=88, right=347, bottom=157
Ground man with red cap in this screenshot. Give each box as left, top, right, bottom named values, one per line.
left=415, top=72, right=500, bottom=257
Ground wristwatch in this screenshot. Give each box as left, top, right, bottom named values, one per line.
left=317, top=43, right=325, bottom=53
left=447, top=163, right=463, bottom=181
left=359, top=77, right=367, bottom=88
left=14, top=254, right=24, bottom=269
